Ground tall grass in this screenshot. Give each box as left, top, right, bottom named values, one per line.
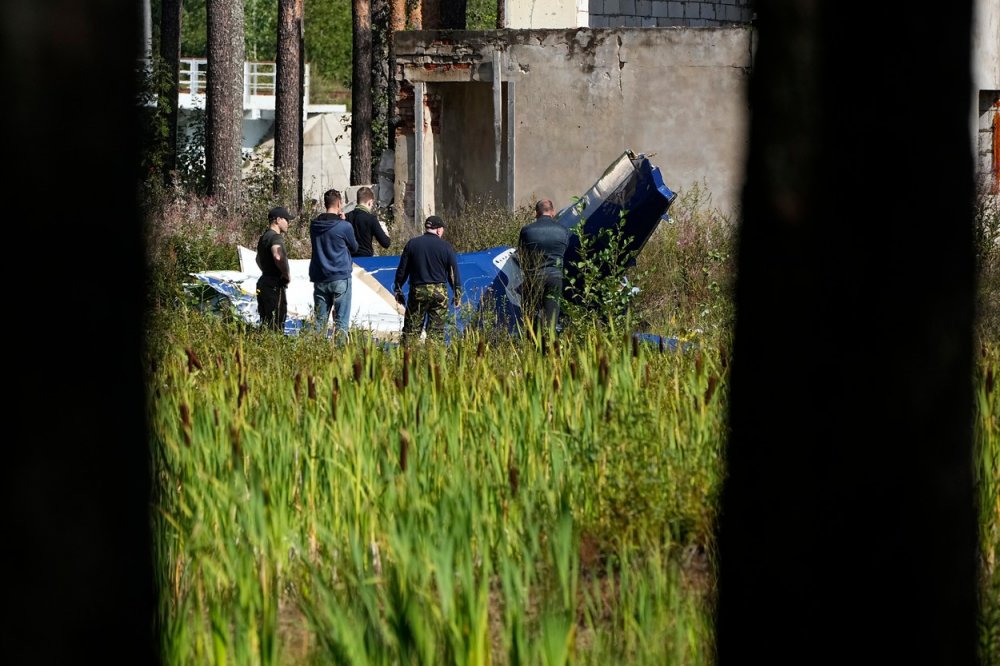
left=145, top=185, right=1000, bottom=665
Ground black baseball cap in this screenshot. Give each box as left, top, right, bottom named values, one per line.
left=424, top=215, right=446, bottom=229
left=268, top=206, right=294, bottom=221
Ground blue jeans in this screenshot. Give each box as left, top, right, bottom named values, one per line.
left=313, top=278, right=352, bottom=343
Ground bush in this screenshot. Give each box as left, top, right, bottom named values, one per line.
left=975, top=191, right=1000, bottom=345
left=630, top=183, right=737, bottom=342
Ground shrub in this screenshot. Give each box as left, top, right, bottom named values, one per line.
left=975, top=190, right=1000, bottom=345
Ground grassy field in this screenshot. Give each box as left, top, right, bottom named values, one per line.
left=143, top=185, right=1000, bottom=664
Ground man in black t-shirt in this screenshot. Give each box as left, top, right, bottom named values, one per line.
left=347, top=186, right=390, bottom=257
left=255, top=206, right=293, bottom=332
left=517, top=199, right=570, bottom=337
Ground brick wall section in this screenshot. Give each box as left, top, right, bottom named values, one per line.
left=588, top=0, right=753, bottom=27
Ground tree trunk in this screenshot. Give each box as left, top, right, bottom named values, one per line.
left=274, top=0, right=302, bottom=204
left=351, top=0, right=373, bottom=185
left=421, top=0, right=440, bottom=29
left=440, top=0, right=466, bottom=29
left=206, top=0, right=245, bottom=210
left=160, top=0, right=182, bottom=182
left=496, top=0, right=504, bottom=29
left=716, top=1, right=979, bottom=663
left=5, top=0, right=155, bottom=663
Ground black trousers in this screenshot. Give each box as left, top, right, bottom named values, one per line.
left=256, top=275, right=287, bottom=332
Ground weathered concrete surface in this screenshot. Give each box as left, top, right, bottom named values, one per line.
left=394, top=27, right=754, bottom=223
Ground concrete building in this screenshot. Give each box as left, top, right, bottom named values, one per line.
left=392, top=0, right=1000, bottom=227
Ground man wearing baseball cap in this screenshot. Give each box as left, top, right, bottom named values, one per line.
left=392, top=215, right=462, bottom=344
left=255, top=206, right=294, bottom=332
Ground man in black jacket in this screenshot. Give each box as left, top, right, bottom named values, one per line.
left=347, top=186, right=390, bottom=257
left=393, top=215, right=462, bottom=344
left=517, top=199, right=570, bottom=337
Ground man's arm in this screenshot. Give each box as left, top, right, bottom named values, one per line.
left=344, top=224, right=359, bottom=255
left=448, top=249, right=462, bottom=305
left=271, top=243, right=290, bottom=284
left=393, top=245, right=410, bottom=303
left=372, top=216, right=391, bottom=249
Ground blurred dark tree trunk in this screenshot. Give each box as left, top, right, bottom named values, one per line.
left=716, top=1, right=979, bottom=664
left=440, top=0, right=466, bottom=28
left=274, top=0, right=302, bottom=204
left=351, top=0, right=373, bottom=185
left=206, top=0, right=245, bottom=210
left=5, top=0, right=156, bottom=663
left=160, top=0, right=182, bottom=182
left=496, top=0, right=504, bottom=28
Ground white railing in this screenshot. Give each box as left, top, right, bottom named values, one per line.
left=178, top=58, right=313, bottom=111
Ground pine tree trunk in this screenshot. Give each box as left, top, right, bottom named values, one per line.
left=160, top=0, right=181, bottom=183
left=717, top=1, right=979, bottom=663
left=206, top=0, right=245, bottom=210
left=387, top=0, right=406, bottom=149
left=351, top=0, right=373, bottom=185
left=274, top=0, right=302, bottom=203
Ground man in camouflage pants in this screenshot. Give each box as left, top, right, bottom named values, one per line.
left=393, top=215, right=462, bottom=344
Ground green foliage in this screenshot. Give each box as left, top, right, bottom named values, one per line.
left=562, top=210, right=645, bottom=334
left=467, top=0, right=498, bottom=29
left=304, top=0, right=353, bottom=91
left=631, top=183, right=736, bottom=344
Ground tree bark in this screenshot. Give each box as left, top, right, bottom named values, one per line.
left=496, top=0, right=505, bottom=29
left=716, top=1, right=979, bottom=663
left=160, top=0, right=182, bottom=182
left=206, top=0, right=245, bottom=210
left=5, top=0, right=156, bottom=663
left=440, top=0, right=466, bottom=29
left=351, top=0, right=373, bottom=185
left=371, top=0, right=390, bottom=164
left=274, top=0, right=302, bottom=203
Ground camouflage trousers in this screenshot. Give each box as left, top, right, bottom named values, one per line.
left=402, top=283, right=448, bottom=344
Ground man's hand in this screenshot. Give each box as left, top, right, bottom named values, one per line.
left=394, top=289, right=406, bottom=305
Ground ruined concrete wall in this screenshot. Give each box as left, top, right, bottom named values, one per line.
left=394, top=27, right=754, bottom=221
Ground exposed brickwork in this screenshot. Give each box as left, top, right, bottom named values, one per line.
left=394, top=81, right=442, bottom=137
left=591, top=0, right=754, bottom=27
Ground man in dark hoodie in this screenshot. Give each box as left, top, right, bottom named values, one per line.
left=347, top=186, right=390, bottom=257
left=309, top=188, right=358, bottom=344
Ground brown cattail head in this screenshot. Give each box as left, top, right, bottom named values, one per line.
left=399, top=428, right=412, bottom=472
left=704, top=375, right=719, bottom=404
left=476, top=340, right=486, bottom=358
left=330, top=386, right=340, bottom=418
left=552, top=338, right=560, bottom=358
left=569, top=360, right=577, bottom=381
left=238, top=382, right=248, bottom=408
left=353, top=358, right=363, bottom=383
left=599, top=355, right=610, bottom=387
left=632, top=334, right=640, bottom=359
left=402, top=354, right=410, bottom=389
left=308, top=375, right=316, bottom=401
left=185, top=347, right=202, bottom=373
left=987, top=366, right=995, bottom=395
left=230, top=424, right=242, bottom=459
left=294, top=372, right=302, bottom=399
left=508, top=452, right=520, bottom=496
left=719, top=346, right=729, bottom=369
left=213, top=408, right=219, bottom=427
left=179, top=403, right=191, bottom=447
left=694, top=352, right=704, bottom=377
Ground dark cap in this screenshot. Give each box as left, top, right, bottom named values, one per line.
left=424, top=215, right=446, bottom=229
left=268, top=206, right=294, bottom=222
